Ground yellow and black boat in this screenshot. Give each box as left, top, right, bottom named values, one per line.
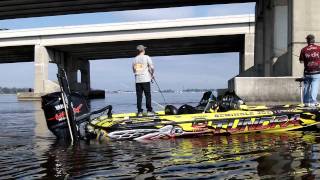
left=40, top=69, right=320, bottom=142
left=84, top=91, right=320, bottom=141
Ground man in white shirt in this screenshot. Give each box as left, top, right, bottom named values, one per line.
left=132, top=45, right=155, bottom=116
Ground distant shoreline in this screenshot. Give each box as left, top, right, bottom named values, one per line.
left=0, top=87, right=217, bottom=94
left=106, top=89, right=216, bottom=94
left=0, top=87, right=31, bottom=94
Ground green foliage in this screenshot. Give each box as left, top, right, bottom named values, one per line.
left=0, top=87, right=31, bottom=94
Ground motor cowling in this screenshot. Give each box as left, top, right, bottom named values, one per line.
left=41, top=92, right=89, bottom=139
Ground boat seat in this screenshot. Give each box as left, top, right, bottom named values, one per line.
left=195, top=91, right=217, bottom=112
left=218, top=91, right=244, bottom=112
left=164, top=105, right=178, bottom=115
left=165, top=91, right=219, bottom=115
left=178, top=104, right=197, bottom=114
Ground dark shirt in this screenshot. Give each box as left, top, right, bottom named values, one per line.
left=299, top=44, right=320, bottom=75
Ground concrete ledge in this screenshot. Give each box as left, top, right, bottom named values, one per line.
left=17, top=90, right=106, bottom=101
left=88, top=90, right=105, bottom=99
left=17, top=92, right=46, bottom=101
left=229, top=77, right=302, bottom=102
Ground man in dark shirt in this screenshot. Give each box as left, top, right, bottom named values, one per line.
left=299, top=34, right=320, bottom=106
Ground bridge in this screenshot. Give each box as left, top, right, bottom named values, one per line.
left=0, top=0, right=255, bottom=20
left=1, top=0, right=320, bottom=102
left=0, top=15, right=255, bottom=96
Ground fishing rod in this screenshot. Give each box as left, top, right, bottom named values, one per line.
left=254, top=41, right=301, bottom=58
left=151, top=76, right=167, bottom=105
left=57, top=66, right=80, bottom=143
left=273, top=47, right=300, bottom=58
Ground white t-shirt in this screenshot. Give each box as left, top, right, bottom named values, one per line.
left=132, top=54, right=154, bottom=83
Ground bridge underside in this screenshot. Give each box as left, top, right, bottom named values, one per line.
left=0, top=35, right=244, bottom=63
left=53, top=35, right=244, bottom=60
left=0, top=0, right=255, bottom=20
left=0, top=46, right=34, bottom=63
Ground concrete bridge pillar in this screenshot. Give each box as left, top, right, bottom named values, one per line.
left=254, top=0, right=320, bottom=77
left=230, top=0, right=320, bottom=102
left=58, top=55, right=91, bottom=96
left=289, top=0, right=320, bottom=77
left=34, top=45, right=50, bottom=94
left=34, top=45, right=91, bottom=96
left=34, top=45, right=61, bottom=94
left=254, top=0, right=289, bottom=77
left=239, top=33, right=255, bottom=76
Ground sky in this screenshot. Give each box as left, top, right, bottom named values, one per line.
left=0, top=3, right=255, bottom=90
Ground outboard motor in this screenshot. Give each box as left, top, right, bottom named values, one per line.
left=41, top=92, right=89, bottom=140
left=41, top=66, right=113, bottom=143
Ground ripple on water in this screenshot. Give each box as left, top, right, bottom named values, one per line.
left=0, top=95, right=320, bottom=179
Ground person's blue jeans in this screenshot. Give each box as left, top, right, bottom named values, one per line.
left=303, top=74, right=320, bottom=104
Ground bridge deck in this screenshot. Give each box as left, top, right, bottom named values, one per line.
left=0, top=15, right=254, bottom=63
left=0, top=0, right=255, bottom=20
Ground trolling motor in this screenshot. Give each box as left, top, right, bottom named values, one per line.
left=41, top=67, right=112, bottom=142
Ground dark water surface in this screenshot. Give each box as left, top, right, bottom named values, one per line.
left=0, top=94, right=320, bottom=179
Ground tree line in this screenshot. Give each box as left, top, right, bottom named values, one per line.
left=0, top=87, right=31, bottom=94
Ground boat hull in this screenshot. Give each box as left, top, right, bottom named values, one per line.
left=88, top=106, right=320, bottom=141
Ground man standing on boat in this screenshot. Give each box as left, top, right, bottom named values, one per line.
left=132, top=45, right=155, bottom=116
left=299, top=34, right=320, bottom=106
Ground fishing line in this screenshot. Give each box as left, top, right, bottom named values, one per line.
left=253, top=32, right=304, bottom=59
left=120, top=81, right=165, bottom=109
left=152, top=100, right=165, bottom=109
left=273, top=47, right=300, bottom=58
left=152, top=77, right=167, bottom=105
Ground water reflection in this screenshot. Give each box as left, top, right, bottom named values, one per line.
left=270, top=135, right=320, bottom=179
left=0, top=95, right=319, bottom=179
left=34, top=132, right=320, bottom=179
left=33, top=101, right=52, bottom=139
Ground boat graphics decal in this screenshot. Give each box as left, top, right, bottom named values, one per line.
left=48, top=104, right=84, bottom=121
left=209, top=114, right=301, bottom=133
left=91, top=114, right=303, bottom=141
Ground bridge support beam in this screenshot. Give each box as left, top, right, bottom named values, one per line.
left=239, top=33, right=255, bottom=76
left=58, top=55, right=91, bottom=96
left=230, top=0, right=320, bottom=102
left=254, top=0, right=289, bottom=77
left=34, top=45, right=61, bottom=95
left=254, top=0, right=320, bottom=77
left=289, top=0, right=320, bottom=77
left=32, top=45, right=91, bottom=97
left=34, top=45, right=49, bottom=94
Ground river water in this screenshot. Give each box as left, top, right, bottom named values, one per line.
left=0, top=93, right=319, bottom=179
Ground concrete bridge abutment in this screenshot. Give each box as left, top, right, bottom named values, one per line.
left=239, top=33, right=255, bottom=76
left=34, top=45, right=61, bottom=95
left=289, top=0, right=320, bottom=77
left=58, top=55, right=91, bottom=96
left=253, top=0, right=290, bottom=77
left=230, top=0, right=320, bottom=103
left=251, top=0, right=320, bottom=77
left=32, top=45, right=91, bottom=98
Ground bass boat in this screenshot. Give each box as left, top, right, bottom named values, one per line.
left=86, top=91, right=320, bottom=141
left=41, top=82, right=320, bottom=142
